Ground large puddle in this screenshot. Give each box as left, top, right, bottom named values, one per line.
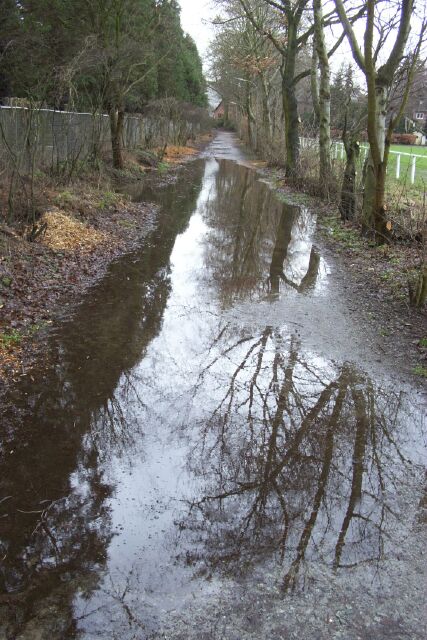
left=1, top=134, right=426, bottom=639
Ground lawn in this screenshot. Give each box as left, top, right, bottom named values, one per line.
left=389, top=144, right=427, bottom=156
left=358, top=143, right=427, bottom=187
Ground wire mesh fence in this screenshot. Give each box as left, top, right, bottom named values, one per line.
left=0, top=106, right=202, bottom=177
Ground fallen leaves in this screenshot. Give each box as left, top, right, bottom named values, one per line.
left=39, top=210, right=109, bottom=252
left=158, top=145, right=198, bottom=164
left=0, top=195, right=156, bottom=383
left=0, top=137, right=209, bottom=386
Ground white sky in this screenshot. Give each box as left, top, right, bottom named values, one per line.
left=178, top=0, right=216, bottom=62
left=177, top=0, right=357, bottom=81
left=178, top=0, right=426, bottom=93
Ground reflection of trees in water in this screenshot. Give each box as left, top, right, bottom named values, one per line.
left=269, top=210, right=320, bottom=295
left=0, top=162, right=206, bottom=632
left=201, top=160, right=320, bottom=302
left=0, top=459, right=111, bottom=637
left=180, top=326, right=421, bottom=591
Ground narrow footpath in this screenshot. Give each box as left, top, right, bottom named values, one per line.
left=0, top=132, right=425, bottom=640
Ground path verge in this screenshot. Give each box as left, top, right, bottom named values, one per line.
left=260, top=168, right=427, bottom=384
left=0, top=135, right=212, bottom=385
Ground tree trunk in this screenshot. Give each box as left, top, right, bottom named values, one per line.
left=110, top=105, right=125, bottom=170
left=373, top=159, right=388, bottom=241
left=282, top=74, right=300, bottom=177
left=362, top=154, right=389, bottom=241
left=409, top=264, right=427, bottom=307
left=313, top=0, right=332, bottom=197
left=311, top=47, right=320, bottom=127
left=281, top=20, right=300, bottom=177
left=333, top=0, right=413, bottom=243
left=260, top=75, right=272, bottom=151
left=340, top=136, right=359, bottom=221
left=246, top=87, right=257, bottom=150
left=363, top=79, right=391, bottom=242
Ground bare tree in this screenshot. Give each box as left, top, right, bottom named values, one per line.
left=236, top=0, right=313, bottom=176
left=210, top=2, right=281, bottom=154
left=179, top=326, right=416, bottom=593
left=313, top=0, right=332, bottom=195
left=334, top=0, right=425, bottom=243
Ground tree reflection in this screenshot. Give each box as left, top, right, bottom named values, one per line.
left=179, top=326, right=421, bottom=591
left=0, top=161, right=206, bottom=635
left=270, top=230, right=320, bottom=295
left=202, top=160, right=321, bottom=303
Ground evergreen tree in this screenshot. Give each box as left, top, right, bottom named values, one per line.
left=330, top=63, right=365, bottom=131
left=182, top=34, right=208, bottom=107
left=154, top=0, right=206, bottom=106
left=0, top=0, right=21, bottom=101
left=0, top=0, right=207, bottom=110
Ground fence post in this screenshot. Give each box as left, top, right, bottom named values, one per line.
left=396, top=154, right=401, bottom=179
left=340, top=143, right=344, bottom=159
left=410, top=156, right=416, bottom=184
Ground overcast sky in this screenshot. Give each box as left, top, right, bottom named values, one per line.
left=178, top=0, right=357, bottom=81
left=178, top=0, right=216, bottom=63
left=177, top=1, right=425, bottom=94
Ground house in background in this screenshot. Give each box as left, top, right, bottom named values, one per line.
left=389, top=63, right=427, bottom=143
left=212, top=101, right=225, bottom=120
left=405, top=65, right=427, bottom=137
left=412, top=101, right=427, bottom=127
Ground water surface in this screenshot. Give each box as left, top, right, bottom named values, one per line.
left=0, top=134, right=425, bottom=639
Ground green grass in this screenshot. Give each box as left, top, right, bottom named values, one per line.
left=97, top=190, right=122, bottom=210
left=387, top=145, right=427, bottom=187
left=359, top=143, right=427, bottom=187
left=54, top=190, right=76, bottom=207
left=322, top=215, right=363, bottom=249
left=157, top=161, right=170, bottom=174
left=0, top=329, right=22, bottom=349
left=275, top=190, right=312, bottom=206
left=388, top=144, right=427, bottom=156
left=413, top=365, right=427, bottom=378
left=0, top=322, right=51, bottom=351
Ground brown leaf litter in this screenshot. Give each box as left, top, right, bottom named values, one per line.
left=39, top=210, right=110, bottom=252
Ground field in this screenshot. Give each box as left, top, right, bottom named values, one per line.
left=359, top=143, right=427, bottom=187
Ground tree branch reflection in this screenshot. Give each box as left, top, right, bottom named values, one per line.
left=179, top=326, right=422, bottom=592
left=202, top=160, right=321, bottom=302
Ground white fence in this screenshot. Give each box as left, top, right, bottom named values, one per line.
left=300, top=136, right=425, bottom=185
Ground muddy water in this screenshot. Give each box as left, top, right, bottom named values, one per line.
left=0, top=134, right=426, bottom=639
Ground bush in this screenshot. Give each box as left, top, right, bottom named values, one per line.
left=391, top=133, right=417, bottom=145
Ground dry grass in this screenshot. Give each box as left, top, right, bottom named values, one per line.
left=38, top=210, right=110, bottom=252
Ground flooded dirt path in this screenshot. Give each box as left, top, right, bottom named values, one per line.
left=1, top=132, right=426, bottom=639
